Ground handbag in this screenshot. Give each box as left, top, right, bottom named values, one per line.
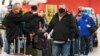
left=32, top=32, right=46, bottom=50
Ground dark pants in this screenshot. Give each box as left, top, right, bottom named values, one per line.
left=81, top=36, right=90, bottom=55
left=69, top=41, right=75, bottom=56
left=74, top=38, right=80, bottom=54
left=25, top=34, right=31, bottom=45
left=42, top=39, right=48, bottom=56
left=70, top=38, right=80, bottom=56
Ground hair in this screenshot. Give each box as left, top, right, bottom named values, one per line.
left=58, top=4, right=66, bottom=9
left=31, top=5, right=37, bottom=11
left=12, top=3, right=21, bottom=10
left=39, top=10, right=45, bottom=13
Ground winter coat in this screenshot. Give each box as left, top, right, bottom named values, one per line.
left=2, top=11, right=24, bottom=42
left=78, top=14, right=96, bottom=36
left=24, top=12, right=45, bottom=34
left=24, top=12, right=45, bottom=48
left=46, top=12, right=77, bottom=41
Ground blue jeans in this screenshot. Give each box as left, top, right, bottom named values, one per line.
left=0, top=30, right=9, bottom=53
left=4, top=37, right=9, bottom=53
left=52, top=41, right=71, bottom=56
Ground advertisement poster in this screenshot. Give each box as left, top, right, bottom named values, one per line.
left=46, top=4, right=57, bottom=23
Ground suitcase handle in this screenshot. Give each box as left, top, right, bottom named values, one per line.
left=18, top=36, right=27, bottom=55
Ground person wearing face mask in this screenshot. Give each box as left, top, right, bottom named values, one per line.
left=44, top=4, right=77, bottom=56
left=77, top=14, right=97, bottom=56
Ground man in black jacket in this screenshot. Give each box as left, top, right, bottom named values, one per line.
left=44, top=4, right=77, bottom=56
left=24, top=5, right=44, bottom=47
left=24, top=5, right=45, bottom=56
left=2, top=3, right=24, bottom=54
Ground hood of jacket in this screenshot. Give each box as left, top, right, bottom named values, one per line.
left=82, top=14, right=89, bottom=20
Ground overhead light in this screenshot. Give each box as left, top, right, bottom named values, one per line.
left=38, top=0, right=47, bottom=3
left=33, top=0, right=47, bottom=3
left=28, top=0, right=47, bottom=5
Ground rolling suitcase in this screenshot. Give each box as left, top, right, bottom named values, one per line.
left=71, top=37, right=81, bottom=56
left=9, top=35, right=32, bottom=56
left=73, top=37, right=81, bottom=56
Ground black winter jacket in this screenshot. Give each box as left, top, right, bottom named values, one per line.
left=46, top=12, right=77, bottom=41
left=24, top=12, right=45, bottom=34
left=2, top=11, right=24, bottom=42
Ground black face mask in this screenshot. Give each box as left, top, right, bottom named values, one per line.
left=59, top=8, right=65, bottom=14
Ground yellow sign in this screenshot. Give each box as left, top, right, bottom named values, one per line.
left=46, top=4, right=57, bottom=23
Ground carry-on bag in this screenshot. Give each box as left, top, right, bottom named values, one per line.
left=9, top=35, right=32, bottom=56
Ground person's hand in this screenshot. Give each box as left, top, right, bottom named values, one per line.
left=44, top=32, right=48, bottom=37
left=94, top=31, right=97, bottom=35
left=86, top=24, right=91, bottom=28
left=30, top=33, right=33, bottom=37
left=30, top=32, right=35, bottom=37
left=30, top=32, right=35, bottom=41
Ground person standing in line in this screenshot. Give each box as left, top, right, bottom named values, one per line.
left=2, top=3, right=25, bottom=54
left=77, top=14, right=96, bottom=56
left=24, top=5, right=45, bottom=56
left=44, top=4, right=77, bottom=56
left=0, top=3, right=9, bottom=53
left=38, top=10, right=48, bottom=56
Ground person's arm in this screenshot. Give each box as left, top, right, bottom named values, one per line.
left=46, top=16, right=55, bottom=33
left=8, top=13, right=24, bottom=22
left=68, top=14, right=79, bottom=40
left=39, top=17, right=45, bottom=28
left=23, top=12, right=33, bottom=21
left=44, top=16, right=55, bottom=37
left=9, top=11, right=33, bottom=22
left=89, top=17, right=96, bottom=27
